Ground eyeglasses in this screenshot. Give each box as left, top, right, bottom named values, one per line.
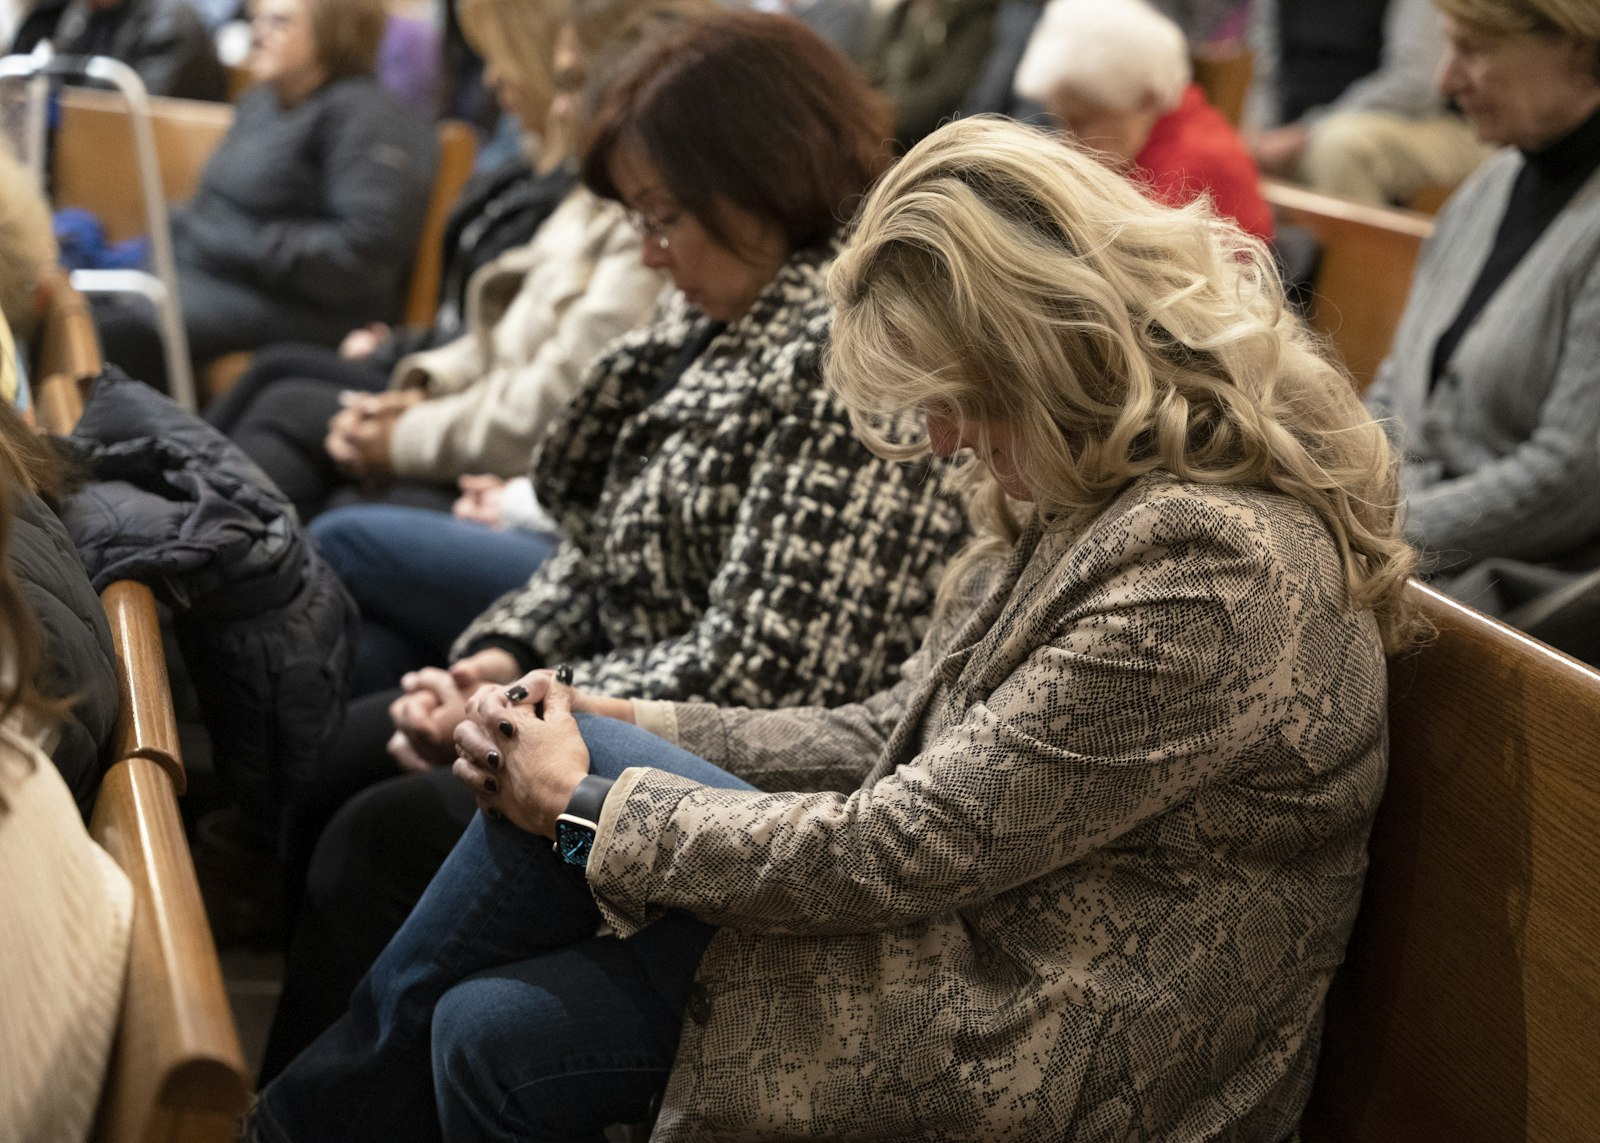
left=250, top=10, right=299, bottom=32
left=624, top=206, right=680, bottom=251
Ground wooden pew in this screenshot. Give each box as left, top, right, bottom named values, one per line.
left=1265, top=179, right=1434, bottom=391
left=1191, top=49, right=1252, bottom=128
left=89, top=581, right=252, bottom=1143
left=54, top=88, right=235, bottom=245
left=403, top=120, right=479, bottom=327
left=1302, top=581, right=1600, bottom=1141
left=31, top=268, right=102, bottom=434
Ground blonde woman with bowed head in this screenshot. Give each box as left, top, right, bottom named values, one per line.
left=1364, top=0, right=1600, bottom=655
left=252, top=116, right=1415, bottom=1141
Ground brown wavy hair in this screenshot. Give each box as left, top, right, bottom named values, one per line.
left=580, top=10, right=893, bottom=253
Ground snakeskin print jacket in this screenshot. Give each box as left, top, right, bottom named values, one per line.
left=451, top=245, right=968, bottom=710
left=451, top=246, right=966, bottom=704
left=595, top=474, right=1389, bottom=1140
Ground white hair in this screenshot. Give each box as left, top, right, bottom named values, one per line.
left=1013, top=0, right=1191, bottom=114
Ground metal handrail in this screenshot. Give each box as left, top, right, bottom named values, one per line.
left=0, top=49, right=197, bottom=410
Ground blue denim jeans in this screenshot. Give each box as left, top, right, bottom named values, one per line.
left=309, top=505, right=557, bottom=694
left=254, top=714, right=755, bottom=1143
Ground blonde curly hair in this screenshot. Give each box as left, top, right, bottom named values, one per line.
left=826, top=117, right=1417, bottom=649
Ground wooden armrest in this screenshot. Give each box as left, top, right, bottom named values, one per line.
left=35, top=371, right=88, bottom=436
left=34, top=268, right=102, bottom=408
left=101, top=580, right=185, bottom=792
left=90, top=756, right=251, bottom=1142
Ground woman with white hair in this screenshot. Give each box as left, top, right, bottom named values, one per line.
left=1015, top=0, right=1273, bottom=238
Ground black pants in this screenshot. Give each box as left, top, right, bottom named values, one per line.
left=264, top=754, right=477, bottom=1083
left=93, top=268, right=360, bottom=394
left=204, top=343, right=454, bottom=523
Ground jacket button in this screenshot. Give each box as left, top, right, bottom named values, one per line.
left=685, top=984, right=712, bottom=1024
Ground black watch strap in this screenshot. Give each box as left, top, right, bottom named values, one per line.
left=564, top=774, right=615, bottom=825
left=553, top=774, right=615, bottom=869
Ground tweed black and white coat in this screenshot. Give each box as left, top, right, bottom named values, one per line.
left=597, top=474, right=1389, bottom=1140
left=452, top=245, right=968, bottom=709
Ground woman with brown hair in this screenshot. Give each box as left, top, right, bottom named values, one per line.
left=94, top=0, right=437, bottom=392
left=254, top=93, right=1411, bottom=1143
left=252, top=6, right=964, bottom=1096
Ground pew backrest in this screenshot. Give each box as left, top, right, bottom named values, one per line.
left=1264, top=179, right=1434, bottom=391
left=31, top=268, right=100, bottom=434
left=1302, top=581, right=1600, bottom=1141
left=54, top=88, right=235, bottom=245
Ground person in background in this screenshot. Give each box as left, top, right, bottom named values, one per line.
left=93, top=0, right=437, bottom=393
left=376, top=0, right=440, bottom=116
left=0, top=384, right=132, bottom=1141
left=1364, top=0, right=1600, bottom=658
left=208, top=0, right=670, bottom=525
left=1014, top=0, right=1274, bottom=239
left=1246, top=0, right=1491, bottom=205
left=253, top=113, right=1415, bottom=1143
left=959, top=0, right=1249, bottom=121
left=9, top=0, right=227, bottom=100
left=255, top=10, right=969, bottom=1084
left=865, top=0, right=1001, bottom=147
left=773, top=0, right=869, bottom=60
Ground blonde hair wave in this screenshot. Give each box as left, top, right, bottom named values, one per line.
left=826, top=117, right=1418, bottom=649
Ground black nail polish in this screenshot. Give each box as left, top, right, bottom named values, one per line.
left=486, top=750, right=501, bottom=771
left=555, top=664, right=574, bottom=686
left=484, top=776, right=499, bottom=795
left=498, top=719, right=515, bottom=737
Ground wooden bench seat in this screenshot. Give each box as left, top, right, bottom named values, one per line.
left=1265, top=179, right=1434, bottom=391
left=1302, top=581, right=1600, bottom=1141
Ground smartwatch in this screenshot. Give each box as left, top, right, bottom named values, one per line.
left=553, top=774, right=615, bottom=868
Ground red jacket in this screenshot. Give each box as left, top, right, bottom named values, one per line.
left=1135, top=84, right=1275, bottom=240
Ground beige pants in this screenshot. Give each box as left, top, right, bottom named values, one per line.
left=1300, top=112, right=1494, bottom=207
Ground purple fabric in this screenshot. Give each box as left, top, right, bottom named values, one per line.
left=378, top=16, right=439, bottom=116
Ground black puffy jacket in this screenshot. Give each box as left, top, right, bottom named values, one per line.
left=7, top=487, right=118, bottom=819
left=58, top=369, right=357, bottom=841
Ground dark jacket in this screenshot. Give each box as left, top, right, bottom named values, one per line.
left=173, top=77, right=438, bottom=346
left=58, top=369, right=358, bottom=841
left=6, top=487, right=118, bottom=819
left=10, top=0, right=227, bottom=102
left=369, top=157, right=579, bottom=373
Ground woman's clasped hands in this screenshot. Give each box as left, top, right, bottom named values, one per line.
left=451, top=671, right=599, bottom=838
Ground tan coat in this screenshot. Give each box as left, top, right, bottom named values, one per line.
left=596, top=474, right=1388, bottom=1140
left=387, top=188, right=664, bottom=482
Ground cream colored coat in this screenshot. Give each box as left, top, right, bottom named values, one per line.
left=387, top=188, right=664, bottom=482
left=603, top=475, right=1389, bottom=1140
left=0, top=716, right=132, bottom=1141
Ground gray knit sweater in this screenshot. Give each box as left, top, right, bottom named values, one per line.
left=1365, top=148, right=1600, bottom=572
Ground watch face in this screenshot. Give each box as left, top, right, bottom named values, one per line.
left=555, top=818, right=595, bottom=867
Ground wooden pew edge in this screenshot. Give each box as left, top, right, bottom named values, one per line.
left=90, top=755, right=251, bottom=1141
left=101, top=581, right=187, bottom=794
left=90, top=579, right=251, bottom=1142
left=1263, top=178, right=1437, bottom=239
